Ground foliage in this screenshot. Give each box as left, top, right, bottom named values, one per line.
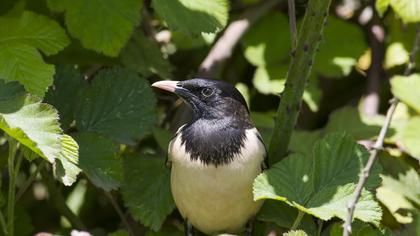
left=0, top=0, right=419, bottom=235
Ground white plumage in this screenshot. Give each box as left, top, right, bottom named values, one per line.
left=169, top=128, right=265, bottom=235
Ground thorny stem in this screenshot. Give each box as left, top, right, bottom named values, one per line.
left=288, top=0, right=297, bottom=49
left=342, top=24, right=420, bottom=236
left=268, top=0, right=333, bottom=164
left=40, top=168, right=86, bottom=230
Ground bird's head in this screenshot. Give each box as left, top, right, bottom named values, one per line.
left=152, top=78, right=249, bottom=121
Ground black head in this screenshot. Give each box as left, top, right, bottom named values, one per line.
left=152, top=78, right=249, bottom=121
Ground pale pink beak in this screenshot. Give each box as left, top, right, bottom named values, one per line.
left=151, top=80, right=180, bottom=93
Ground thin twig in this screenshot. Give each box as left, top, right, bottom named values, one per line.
left=198, top=0, right=279, bottom=77
left=288, top=0, right=297, bottom=50
left=343, top=24, right=420, bottom=236
left=15, top=162, right=45, bottom=203
left=104, top=191, right=135, bottom=236
left=363, top=7, right=385, bottom=115
left=40, top=168, right=86, bottom=230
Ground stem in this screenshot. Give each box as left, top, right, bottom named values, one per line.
left=40, top=168, right=86, bottom=230
left=0, top=211, right=6, bottom=235
left=317, top=219, right=323, bottom=236
left=288, top=0, right=297, bottom=50
left=342, top=24, right=420, bottom=236
left=104, top=191, right=135, bottom=236
left=291, top=211, right=305, bottom=230
left=268, top=0, right=332, bottom=164
left=15, top=162, right=45, bottom=203
left=7, top=138, right=18, bottom=236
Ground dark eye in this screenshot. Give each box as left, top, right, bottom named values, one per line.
left=201, top=87, right=214, bottom=97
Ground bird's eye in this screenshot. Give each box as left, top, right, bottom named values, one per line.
left=201, top=87, right=214, bottom=97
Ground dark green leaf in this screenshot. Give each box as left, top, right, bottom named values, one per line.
left=74, top=132, right=122, bottom=191
left=122, top=155, right=175, bottom=231
left=152, top=0, right=228, bottom=35
left=63, top=0, right=142, bottom=56
left=120, top=32, right=172, bottom=79
left=75, top=68, right=156, bottom=145
left=257, top=200, right=317, bottom=233
left=44, top=65, right=84, bottom=130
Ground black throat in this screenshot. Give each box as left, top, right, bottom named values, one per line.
left=180, top=116, right=253, bottom=167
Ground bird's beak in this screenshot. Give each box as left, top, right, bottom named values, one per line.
left=151, top=80, right=180, bottom=93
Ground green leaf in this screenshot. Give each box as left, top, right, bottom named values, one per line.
left=74, top=132, right=122, bottom=191
left=258, top=200, right=317, bottom=233
left=75, top=68, right=156, bottom=145
left=283, top=230, right=308, bottom=236
left=0, top=95, right=62, bottom=163
left=0, top=80, right=25, bottom=112
left=381, top=168, right=420, bottom=207
left=390, top=0, right=420, bottom=23
left=314, top=17, right=367, bottom=77
left=120, top=32, right=172, bottom=79
left=254, top=133, right=382, bottom=225
left=391, top=74, right=420, bottom=113
left=44, top=65, right=84, bottom=130
left=401, top=117, right=420, bottom=160
left=54, top=134, right=81, bottom=186
left=385, top=42, right=409, bottom=69
left=152, top=0, right=228, bottom=35
left=0, top=11, right=69, bottom=55
left=122, top=155, right=175, bottom=231
left=376, top=0, right=391, bottom=17
left=63, top=0, right=142, bottom=56
left=253, top=66, right=321, bottom=112
left=324, top=107, right=384, bottom=140
left=0, top=44, right=54, bottom=97
left=289, top=130, right=323, bottom=156
left=242, top=12, right=290, bottom=66
left=252, top=66, right=286, bottom=95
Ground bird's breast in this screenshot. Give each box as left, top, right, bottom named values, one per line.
left=169, top=128, right=265, bottom=235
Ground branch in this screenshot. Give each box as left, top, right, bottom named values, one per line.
left=198, top=0, right=279, bottom=77
left=104, top=191, right=135, bottom=236
left=288, top=0, right=297, bottom=50
left=268, top=0, right=332, bottom=163
left=362, top=8, right=385, bottom=115
left=343, top=24, right=420, bottom=236
left=40, top=168, right=86, bottom=230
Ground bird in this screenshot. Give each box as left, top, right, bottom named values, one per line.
left=152, top=78, right=267, bottom=236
